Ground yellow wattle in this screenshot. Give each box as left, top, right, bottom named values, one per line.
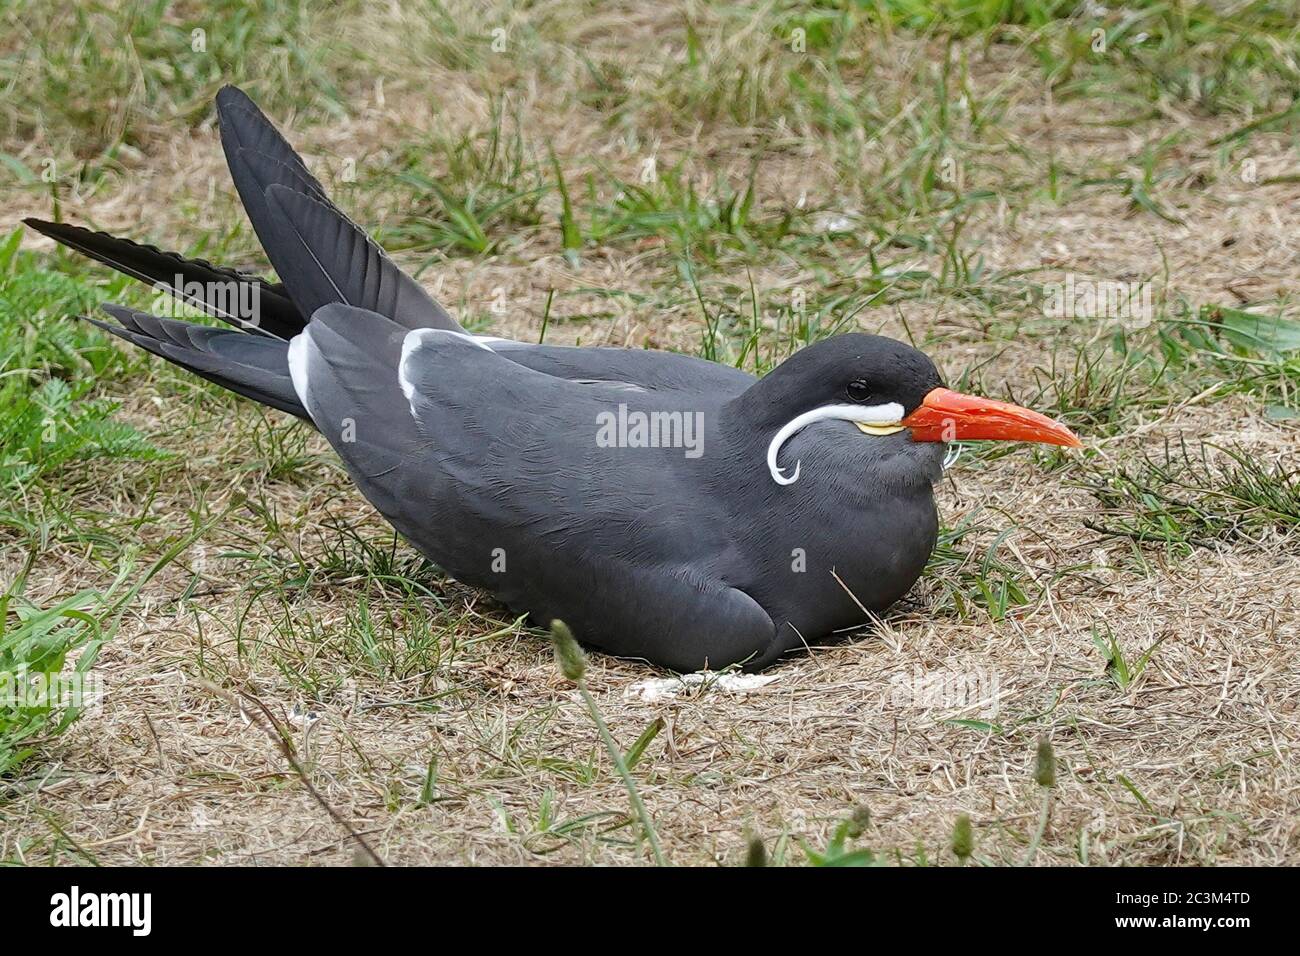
left=854, top=422, right=905, bottom=436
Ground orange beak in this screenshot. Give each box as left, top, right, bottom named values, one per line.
left=902, top=388, right=1083, bottom=447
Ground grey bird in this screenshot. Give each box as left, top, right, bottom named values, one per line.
left=25, top=86, right=1081, bottom=672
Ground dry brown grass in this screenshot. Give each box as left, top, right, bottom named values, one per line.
left=3, top=2, right=1298, bottom=865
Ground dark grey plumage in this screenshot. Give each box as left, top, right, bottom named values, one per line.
left=88, top=304, right=307, bottom=419
left=216, top=85, right=458, bottom=333
left=27, top=85, right=964, bottom=672
left=20, top=219, right=302, bottom=338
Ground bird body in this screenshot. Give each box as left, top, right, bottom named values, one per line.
left=25, top=87, right=1080, bottom=671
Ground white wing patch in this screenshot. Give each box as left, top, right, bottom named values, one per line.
left=399, top=328, right=500, bottom=417
left=572, top=378, right=647, bottom=393
left=767, top=402, right=905, bottom=485
left=286, top=331, right=315, bottom=423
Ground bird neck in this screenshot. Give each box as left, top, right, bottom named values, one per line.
left=721, top=363, right=805, bottom=435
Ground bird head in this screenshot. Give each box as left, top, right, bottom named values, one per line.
left=748, top=334, right=1082, bottom=485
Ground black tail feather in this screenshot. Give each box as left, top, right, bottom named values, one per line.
left=91, top=304, right=308, bottom=420
left=24, top=218, right=304, bottom=340
left=24, top=83, right=462, bottom=423
left=215, top=85, right=459, bottom=332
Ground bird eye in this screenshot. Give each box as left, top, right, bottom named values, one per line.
left=846, top=380, right=872, bottom=402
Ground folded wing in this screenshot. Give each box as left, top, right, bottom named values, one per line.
left=293, top=307, right=777, bottom=670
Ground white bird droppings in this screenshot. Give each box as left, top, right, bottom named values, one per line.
left=625, top=672, right=778, bottom=702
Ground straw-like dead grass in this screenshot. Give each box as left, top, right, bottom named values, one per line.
left=3, top=2, right=1297, bottom=865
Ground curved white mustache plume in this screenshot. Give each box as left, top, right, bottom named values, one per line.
left=767, top=402, right=905, bottom=485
